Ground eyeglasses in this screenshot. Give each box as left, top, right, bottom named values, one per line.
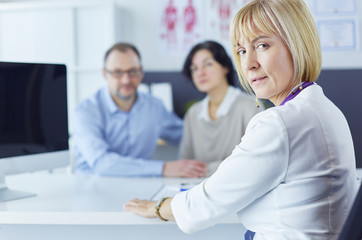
left=104, top=68, right=143, bottom=79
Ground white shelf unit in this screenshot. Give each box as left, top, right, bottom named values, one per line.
left=0, top=0, right=123, bottom=132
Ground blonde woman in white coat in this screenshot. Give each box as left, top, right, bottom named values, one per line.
left=125, top=1, right=357, bottom=239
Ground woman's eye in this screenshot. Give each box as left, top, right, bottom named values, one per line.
left=205, top=62, right=213, bottom=67
left=256, top=43, right=269, bottom=50
left=190, top=66, right=197, bottom=72
left=237, top=49, right=246, bottom=55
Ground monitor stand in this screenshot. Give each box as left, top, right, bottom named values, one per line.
left=0, top=173, right=36, bottom=202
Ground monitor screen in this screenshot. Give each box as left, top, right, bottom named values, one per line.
left=0, top=61, right=69, bottom=201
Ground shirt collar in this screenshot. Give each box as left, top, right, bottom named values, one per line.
left=102, top=86, right=118, bottom=114
left=199, top=86, right=241, bottom=122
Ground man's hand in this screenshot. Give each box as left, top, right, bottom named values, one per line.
left=163, top=159, right=208, bottom=178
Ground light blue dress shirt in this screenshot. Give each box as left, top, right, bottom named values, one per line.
left=72, top=86, right=183, bottom=177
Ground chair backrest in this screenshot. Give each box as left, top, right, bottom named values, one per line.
left=338, top=183, right=362, bottom=240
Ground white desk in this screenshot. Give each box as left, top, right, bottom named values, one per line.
left=0, top=172, right=243, bottom=240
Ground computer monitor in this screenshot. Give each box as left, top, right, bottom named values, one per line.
left=0, top=61, right=70, bottom=202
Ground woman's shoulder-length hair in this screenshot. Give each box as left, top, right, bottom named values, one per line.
left=230, top=0, right=322, bottom=93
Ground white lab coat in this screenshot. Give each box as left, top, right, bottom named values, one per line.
left=171, top=84, right=357, bottom=240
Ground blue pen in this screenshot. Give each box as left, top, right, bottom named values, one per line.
left=179, top=183, right=197, bottom=192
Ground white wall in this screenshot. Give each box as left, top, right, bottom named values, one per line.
left=0, top=0, right=361, bottom=128
left=116, top=0, right=362, bottom=70
left=115, top=0, right=188, bottom=71
left=0, top=0, right=361, bottom=71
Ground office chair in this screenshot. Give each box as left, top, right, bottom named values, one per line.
left=338, top=183, right=362, bottom=240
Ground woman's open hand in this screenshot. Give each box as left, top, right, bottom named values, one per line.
left=124, top=198, right=157, bottom=218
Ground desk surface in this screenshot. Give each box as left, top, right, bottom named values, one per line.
left=0, top=172, right=238, bottom=225
left=1, top=170, right=361, bottom=240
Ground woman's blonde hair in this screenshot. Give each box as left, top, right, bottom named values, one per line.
left=230, top=0, right=322, bottom=93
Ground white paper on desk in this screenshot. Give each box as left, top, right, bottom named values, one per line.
left=151, top=183, right=200, bottom=201
left=150, top=82, right=173, bottom=112
left=151, top=184, right=180, bottom=201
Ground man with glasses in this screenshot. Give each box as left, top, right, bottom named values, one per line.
left=72, top=43, right=208, bottom=177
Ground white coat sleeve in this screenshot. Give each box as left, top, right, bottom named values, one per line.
left=171, top=110, right=290, bottom=233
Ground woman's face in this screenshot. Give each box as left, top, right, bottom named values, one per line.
left=236, top=30, right=295, bottom=106
left=190, top=49, right=229, bottom=94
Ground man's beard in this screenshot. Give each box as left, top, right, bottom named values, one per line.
left=114, top=89, right=136, bottom=101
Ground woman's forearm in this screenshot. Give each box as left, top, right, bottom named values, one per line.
left=159, top=197, right=175, bottom=221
